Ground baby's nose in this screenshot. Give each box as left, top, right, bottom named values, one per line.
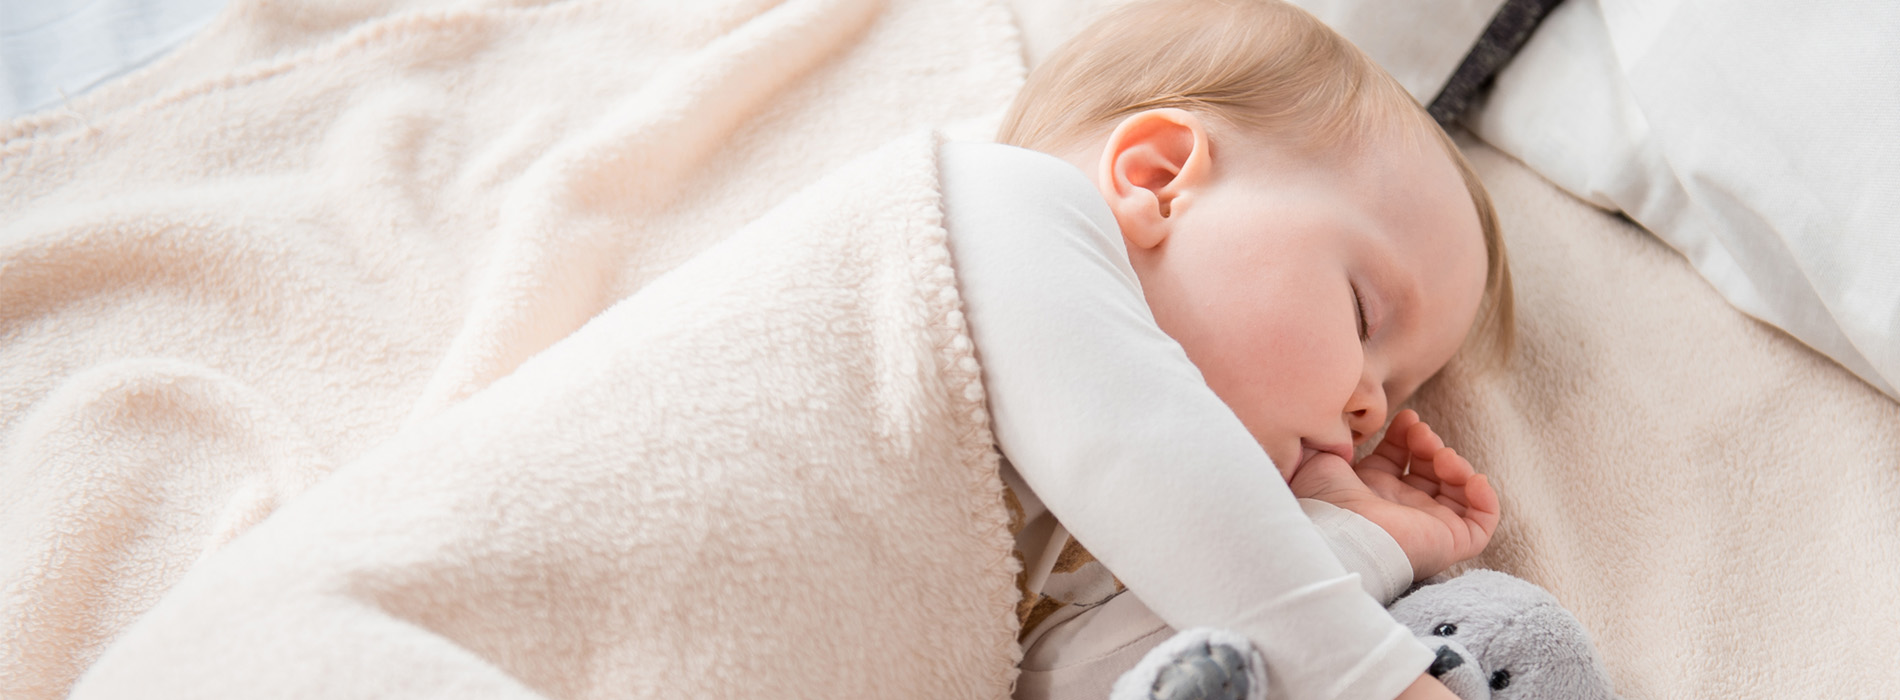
left=1346, top=408, right=1377, bottom=444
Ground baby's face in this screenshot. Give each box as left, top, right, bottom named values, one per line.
left=1107, top=124, right=1487, bottom=481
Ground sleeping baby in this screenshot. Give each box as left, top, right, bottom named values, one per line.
left=939, top=1, right=1514, bottom=699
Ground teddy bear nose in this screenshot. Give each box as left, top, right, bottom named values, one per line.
left=1427, top=645, right=1465, bottom=677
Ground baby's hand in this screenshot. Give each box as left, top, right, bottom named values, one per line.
left=1289, top=410, right=1500, bottom=581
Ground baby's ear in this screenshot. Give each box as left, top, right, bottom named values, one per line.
left=1098, top=109, right=1211, bottom=249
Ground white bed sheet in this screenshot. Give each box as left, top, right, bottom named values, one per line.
left=2, top=0, right=226, bottom=121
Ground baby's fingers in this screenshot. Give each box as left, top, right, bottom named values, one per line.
left=1467, top=472, right=1501, bottom=521
left=1417, top=448, right=1481, bottom=499
left=1406, top=420, right=1446, bottom=464
left=1403, top=443, right=1466, bottom=494
left=1446, top=473, right=1501, bottom=539
left=1366, top=410, right=1421, bottom=474
left=1385, top=410, right=1422, bottom=445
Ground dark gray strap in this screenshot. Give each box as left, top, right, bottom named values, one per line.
left=1428, top=0, right=1568, bottom=126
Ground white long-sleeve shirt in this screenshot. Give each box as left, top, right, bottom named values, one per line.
left=939, top=141, right=1432, bottom=700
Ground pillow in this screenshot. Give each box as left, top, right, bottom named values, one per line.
left=1468, top=0, right=1900, bottom=400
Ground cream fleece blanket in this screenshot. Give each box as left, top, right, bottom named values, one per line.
left=1, top=0, right=1027, bottom=698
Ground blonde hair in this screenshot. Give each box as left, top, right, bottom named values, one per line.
left=998, top=0, right=1514, bottom=359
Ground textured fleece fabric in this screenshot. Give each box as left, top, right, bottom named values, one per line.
left=1, top=1, right=1028, bottom=697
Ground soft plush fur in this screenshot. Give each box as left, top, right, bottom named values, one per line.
left=1389, top=571, right=1616, bottom=699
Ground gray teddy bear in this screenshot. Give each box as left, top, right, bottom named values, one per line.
left=1110, top=570, right=1618, bottom=700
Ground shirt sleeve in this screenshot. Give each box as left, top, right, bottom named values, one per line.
left=938, top=141, right=1432, bottom=700
left=1301, top=499, right=1416, bottom=606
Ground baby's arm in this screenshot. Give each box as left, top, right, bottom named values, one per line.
left=942, top=141, right=1431, bottom=700
left=1289, top=410, right=1500, bottom=581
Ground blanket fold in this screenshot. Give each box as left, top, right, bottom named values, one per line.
left=1, top=0, right=1027, bottom=697
left=66, top=132, right=1024, bottom=700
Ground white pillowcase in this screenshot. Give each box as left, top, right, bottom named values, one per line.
left=1469, top=0, right=1900, bottom=399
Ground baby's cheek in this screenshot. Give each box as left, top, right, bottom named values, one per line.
left=1264, top=333, right=1361, bottom=406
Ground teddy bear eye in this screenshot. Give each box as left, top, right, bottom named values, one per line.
left=1490, top=669, right=1511, bottom=690
left=1432, top=623, right=1457, bottom=637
